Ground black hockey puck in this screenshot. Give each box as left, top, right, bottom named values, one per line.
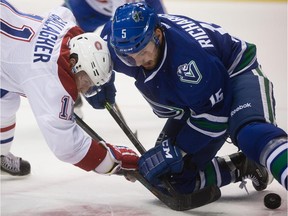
left=264, top=193, right=281, bottom=209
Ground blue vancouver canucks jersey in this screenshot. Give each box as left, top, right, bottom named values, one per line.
left=101, top=14, right=259, bottom=154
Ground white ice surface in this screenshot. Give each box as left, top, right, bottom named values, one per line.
left=1, top=1, right=287, bottom=215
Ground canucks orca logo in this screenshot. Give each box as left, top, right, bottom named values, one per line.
left=132, top=11, right=144, bottom=22
left=177, top=60, right=202, bottom=84
left=141, top=94, right=184, bottom=119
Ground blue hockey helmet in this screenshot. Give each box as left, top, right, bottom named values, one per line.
left=110, top=2, right=160, bottom=66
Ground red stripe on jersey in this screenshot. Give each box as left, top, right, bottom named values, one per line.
left=74, top=140, right=108, bottom=171
left=57, top=26, right=84, bottom=102
left=0, top=123, right=16, bottom=132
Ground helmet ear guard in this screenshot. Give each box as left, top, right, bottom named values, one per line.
left=69, top=33, right=112, bottom=87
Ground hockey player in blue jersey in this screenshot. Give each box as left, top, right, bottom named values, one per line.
left=88, top=2, right=288, bottom=193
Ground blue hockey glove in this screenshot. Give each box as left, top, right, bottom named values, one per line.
left=138, top=138, right=183, bottom=184
left=85, top=72, right=116, bottom=109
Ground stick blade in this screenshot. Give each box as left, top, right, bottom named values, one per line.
left=130, top=171, right=221, bottom=211
left=173, top=184, right=221, bottom=211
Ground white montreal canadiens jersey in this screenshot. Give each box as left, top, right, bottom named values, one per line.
left=0, top=1, right=91, bottom=165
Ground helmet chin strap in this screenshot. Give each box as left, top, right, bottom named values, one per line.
left=153, top=31, right=165, bottom=70
left=153, top=34, right=160, bottom=47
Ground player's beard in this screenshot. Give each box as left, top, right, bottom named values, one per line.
left=142, top=42, right=163, bottom=71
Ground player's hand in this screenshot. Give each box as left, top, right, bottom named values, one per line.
left=85, top=72, right=116, bottom=109
left=107, top=143, right=139, bottom=173
left=138, top=138, right=183, bottom=184
left=94, top=142, right=139, bottom=182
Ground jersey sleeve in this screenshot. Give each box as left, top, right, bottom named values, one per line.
left=171, top=39, right=232, bottom=154
left=21, top=73, right=87, bottom=159
left=197, top=20, right=258, bottom=77
left=175, top=70, right=231, bottom=154
left=22, top=73, right=110, bottom=171
left=153, top=15, right=234, bottom=154
left=172, top=18, right=258, bottom=153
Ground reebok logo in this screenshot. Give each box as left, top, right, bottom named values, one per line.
left=231, top=103, right=252, bottom=117
left=162, top=140, right=173, bottom=159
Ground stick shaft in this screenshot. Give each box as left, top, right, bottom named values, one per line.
left=74, top=114, right=103, bottom=141
left=105, top=102, right=146, bottom=154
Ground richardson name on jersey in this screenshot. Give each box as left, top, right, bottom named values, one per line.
left=159, top=14, right=213, bottom=48
left=33, top=14, right=67, bottom=63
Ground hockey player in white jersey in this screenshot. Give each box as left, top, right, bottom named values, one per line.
left=0, top=0, right=139, bottom=176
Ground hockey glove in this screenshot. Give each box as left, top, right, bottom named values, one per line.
left=138, top=138, right=183, bottom=185
left=85, top=72, right=116, bottom=109
left=95, top=142, right=139, bottom=178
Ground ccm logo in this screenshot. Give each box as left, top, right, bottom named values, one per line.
left=162, top=140, right=173, bottom=159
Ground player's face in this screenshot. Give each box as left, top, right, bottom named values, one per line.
left=75, top=71, right=95, bottom=95
left=128, top=40, right=159, bottom=70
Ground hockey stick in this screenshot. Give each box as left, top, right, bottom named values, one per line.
left=105, top=103, right=180, bottom=197
left=104, top=102, right=222, bottom=210
left=75, top=113, right=104, bottom=141
left=114, top=102, right=138, bottom=138
left=75, top=113, right=220, bottom=210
